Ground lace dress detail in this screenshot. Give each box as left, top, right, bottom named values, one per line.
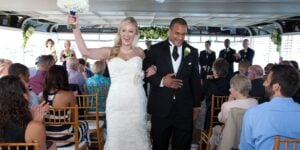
left=104, top=56, right=150, bottom=150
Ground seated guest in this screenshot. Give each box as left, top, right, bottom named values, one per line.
left=78, top=58, right=93, bottom=79
left=233, top=60, right=250, bottom=76
left=196, top=58, right=230, bottom=131
left=247, top=65, right=267, bottom=103
left=85, top=60, right=110, bottom=112
left=0, top=58, right=12, bottom=78
left=263, top=63, right=274, bottom=80
left=66, top=57, right=85, bottom=92
left=8, top=63, right=39, bottom=106
left=41, top=65, right=90, bottom=147
left=209, top=74, right=258, bottom=150
left=29, top=55, right=55, bottom=95
left=239, top=64, right=300, bottom=150
left=0, top=76, right=47, bottom=150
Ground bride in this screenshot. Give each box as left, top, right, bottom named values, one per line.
left=68, top=16, right=154, bottom=150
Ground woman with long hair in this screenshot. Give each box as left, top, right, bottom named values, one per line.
left=68, top=16, right=154, bottom=149
left=41, top=65, right=90, bottom=147
left=0, top=76, right=47, bottom=150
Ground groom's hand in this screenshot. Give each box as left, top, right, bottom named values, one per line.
left=163, top=73, right=183, bottom=89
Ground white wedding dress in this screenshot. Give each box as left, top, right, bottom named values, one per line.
left=104, top=56, right=151, bottom=150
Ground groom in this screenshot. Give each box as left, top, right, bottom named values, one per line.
left=144, top=18, right=201, bottom=150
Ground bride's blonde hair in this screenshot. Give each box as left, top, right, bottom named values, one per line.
left=109, top=17, right=140, bottom=59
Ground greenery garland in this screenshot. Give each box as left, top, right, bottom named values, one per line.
left=22, top=24, right=35, bottom=48
left=270, top=29, right=282, bottom=52
left=139, top=26, right=168, bottom=40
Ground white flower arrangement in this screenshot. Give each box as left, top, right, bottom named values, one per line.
left=184, top=47, right=191, bottom=57
left=57, top=0, right=89, bottom=29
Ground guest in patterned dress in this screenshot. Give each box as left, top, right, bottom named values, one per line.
left=85, top=60, right=111, bottom=112
left=41, top=65, right=90, bottom=147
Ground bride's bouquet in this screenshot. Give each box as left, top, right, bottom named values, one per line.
left=57, top=0, right=89, bottom=29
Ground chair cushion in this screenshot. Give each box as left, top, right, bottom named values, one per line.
left=87, top=120, right=104, bottom=130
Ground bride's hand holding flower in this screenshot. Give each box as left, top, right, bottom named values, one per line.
left=67, top=14, right=78, bottom=29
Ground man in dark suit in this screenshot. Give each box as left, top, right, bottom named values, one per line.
left=144, top=18, right=201, bottom=150
left=199, top=40, right=216, bottom=83
left=248, top=65, right=267, bottom=103
left=218, top=39, right=238, bottom=78
left=236, top=39, right=255, bottom=65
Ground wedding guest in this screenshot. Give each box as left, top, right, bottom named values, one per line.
left=0, top=58, right=12, bottom=78
left=45, top=39, right=57, bottom=62
left=247, top=65, right=267, bottom=103
left=78, top=58, right=93, bottom=79
left=240, top=65, right=300, bottom=150
left=198, top=58, right=230, bottom=131
left=199, top=40, right=216, bottom=83
left=218, top=39, right=238, bottom=78
left=41, top=65, right=90, bottom=147
left=236, top=39, right=255, bottom=65
left=60, top=40, right=77, bottom=68
left=0, top=76, right=47, bottom=150
left=66, top=57, right=86, bottom=92
left=85, top=60, right=111, bottom=112
left=209, top=74, right=258, bottom=150
left=29, top=55, right=55, bottom=95
left=8, top=63, right=39, bottom=106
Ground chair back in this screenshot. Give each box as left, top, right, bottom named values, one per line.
left=0, top=141, right=39, bottom=150
left=83, top=85, right=109, bottom=113
left=200, top=95, right=228, bottom=150
left=44, top=105, right=80, bottom=150
left=76, top=94, right=105, bottom=149
left=274, top=136, right=300, bottom=150
left=219, top=108, right=246, bottom=150
left=208, top=95, right=228, bottom=137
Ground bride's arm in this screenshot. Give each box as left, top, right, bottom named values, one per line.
left=68, top=15, right=111, bottom=60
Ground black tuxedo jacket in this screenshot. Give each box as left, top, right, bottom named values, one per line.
left=237, top=48, right=255, bottom=65
left=199, top=50, right=216, bottom=79
left=144, top=40, right=201, bottom=118
left=218, top=48, right=237, bottom=74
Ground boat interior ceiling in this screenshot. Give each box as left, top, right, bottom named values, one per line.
left=1, top=0, right=300, bottom=35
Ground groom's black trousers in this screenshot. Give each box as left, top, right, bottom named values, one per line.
left=151, top=103, right=193, bottom=150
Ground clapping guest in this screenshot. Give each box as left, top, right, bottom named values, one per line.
left=0, top=76, right=48, bottom=150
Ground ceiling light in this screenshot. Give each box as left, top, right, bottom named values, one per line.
left=155, top=0, right=165, bottom=3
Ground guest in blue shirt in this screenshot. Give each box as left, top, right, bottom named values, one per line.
left=239, top=64, right=300, bottom=150
left=85, top=60, right=110, bottom=112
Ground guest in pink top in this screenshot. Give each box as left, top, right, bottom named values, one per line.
left=29, top=55, right=55, bottom=95
left=210, top=74, right=258, bottom=150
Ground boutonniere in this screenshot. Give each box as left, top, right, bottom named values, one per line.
left=184, top=47, right=191, bottom=57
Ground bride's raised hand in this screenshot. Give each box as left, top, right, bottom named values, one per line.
left=67, top=14, right=78, bottom=29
